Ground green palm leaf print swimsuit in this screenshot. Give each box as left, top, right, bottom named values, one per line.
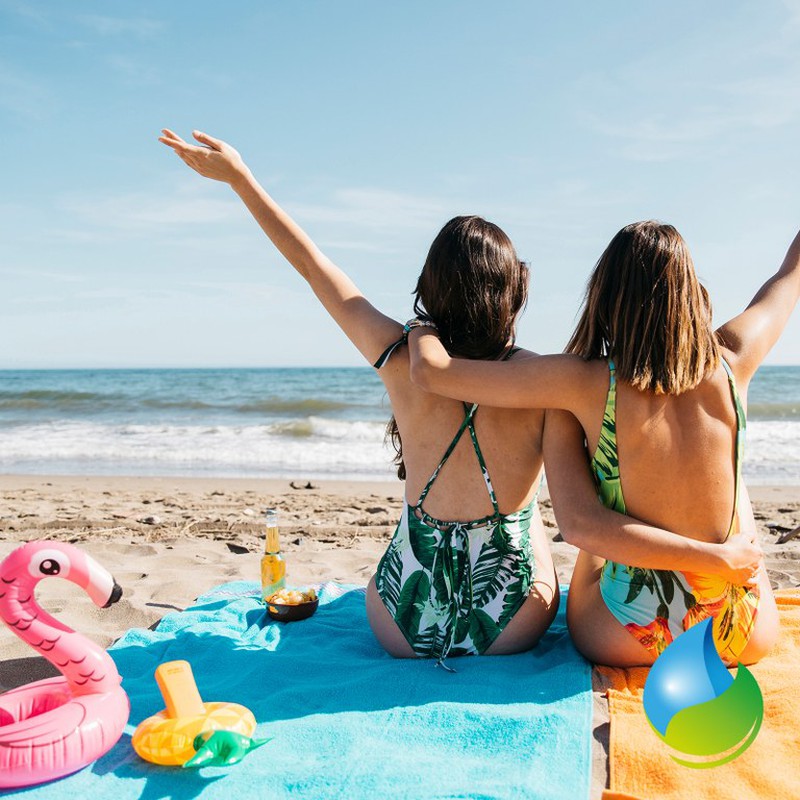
left=375, top=401, right=537, bottom=670
left=374, top=335, right=538, bottom=669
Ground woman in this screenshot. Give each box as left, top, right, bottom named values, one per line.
left=159, top=133, right=761, bottom=667
left=408, top=220, right=798, bottom=666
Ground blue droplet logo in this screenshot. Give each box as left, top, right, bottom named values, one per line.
left=642, top=617, right=763, bottom=768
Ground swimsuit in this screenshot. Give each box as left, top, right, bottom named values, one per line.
left=373, top=336, right=536, bottom=668
left=594, top=359, right=759, bottom=663
left=374, top=403, right=537, bottom=668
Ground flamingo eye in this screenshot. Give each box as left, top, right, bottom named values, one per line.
left=28, top=549, right=71, bottom=579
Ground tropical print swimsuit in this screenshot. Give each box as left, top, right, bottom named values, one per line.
left=375, top=401, right=537, bottom=669
left=594, top=359, right=759, bottom=664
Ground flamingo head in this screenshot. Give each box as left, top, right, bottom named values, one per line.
left=0, top=541, right=123, bottom=608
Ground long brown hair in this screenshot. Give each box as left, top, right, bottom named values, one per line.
left=566, top=220, right=719, bottom=394
left=387, top=215, right=529, bottom=478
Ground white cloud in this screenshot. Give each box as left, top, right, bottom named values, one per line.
left=0, top=266, right=86, bottom=283
left=106, top=55, right=161, bottom=86
left=78, top=15, right=165, bottom=38
left=0, top=63, right=53, bottom=120
left=574, top=5, right=800, bottom=163
left=59, top=180, right=246, bottom=232
left=0, top=0, right=50, bottom=28
left=289, top=188, right=446, bottom=232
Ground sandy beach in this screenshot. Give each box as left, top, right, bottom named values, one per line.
left=1, top=474, right=798, bottom=797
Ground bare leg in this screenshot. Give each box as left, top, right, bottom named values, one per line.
left=487, top=567, right=560, bottom=655
left=567, top=550, right=656, bottom=667
left=738, top=568, right=779, bottom=665
left=734, top=487, right=780, bottom=665
left=365, top=575, right=416, bottom=658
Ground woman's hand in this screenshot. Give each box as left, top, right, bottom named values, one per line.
left=158, top=129, right=250, bottom=186
left=714, top=530, right=764, bottom=587
left=156, top=127, right=402, bottom=366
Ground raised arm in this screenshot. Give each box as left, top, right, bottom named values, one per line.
left=716, top=227, right=800, bottom=381
left=543, top=409, right=762, bottom=584
left=158, top=129, right=402, bottom=365
left=407, top=327, right=591, bottom=411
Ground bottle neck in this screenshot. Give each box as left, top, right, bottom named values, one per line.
left=265, top=527, right=281, bottom=554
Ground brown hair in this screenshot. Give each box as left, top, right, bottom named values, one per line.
left=566, top=220, right=719, bottom=394
left=387, top=215, right=529, bottom=478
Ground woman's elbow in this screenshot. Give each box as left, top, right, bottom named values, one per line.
left=551, top=508, right=590, bottom=549
left=409, top=357, right=434, bottom=390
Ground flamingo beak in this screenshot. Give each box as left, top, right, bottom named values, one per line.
left=104, top=581, right=123, bottom=608
left=84, top=553, right=122, bottom=608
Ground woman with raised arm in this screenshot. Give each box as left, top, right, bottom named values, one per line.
left=409, top=220, right=799, bottom=666
left=159, top=132, right=762, bottom=669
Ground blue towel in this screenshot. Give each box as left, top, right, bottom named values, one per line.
left=2, top=582, right=591, bottom=799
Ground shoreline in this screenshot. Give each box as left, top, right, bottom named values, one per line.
left=0, top=472, right=796, bottom=497
left=0, top=473, right=406, bottom=496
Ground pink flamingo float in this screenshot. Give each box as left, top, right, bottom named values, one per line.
left=0, top=542, right=130, bottom=788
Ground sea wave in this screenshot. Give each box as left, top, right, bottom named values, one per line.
left=0, top=419, right=397, bottom=480
left=235, top=399, right=353, bottom=414
left=0, top=389, right=124, bottom=410
left=747, top=402, right=800, bottom=420
left=741, top=420, right=800, bottom=484
left=0, top=413, right=796, bottom=484
left=0, top=391, right=359, bottom=417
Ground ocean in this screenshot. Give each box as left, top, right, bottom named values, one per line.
left=0, top=366, right=797, bottom=484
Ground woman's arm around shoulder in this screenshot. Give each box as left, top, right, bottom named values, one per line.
left=158, top=129, right=402, bottom=366
left=407, top=328, right=594, bottom=413
left=716, top=226, right=800, bottom=383
left=542, top=409, right=762, bottom=584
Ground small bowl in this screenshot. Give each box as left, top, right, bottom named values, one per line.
left=266, top=597, right=319, bottom=622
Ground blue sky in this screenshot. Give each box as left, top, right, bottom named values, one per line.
left=1, top=0, right=799, bottom=368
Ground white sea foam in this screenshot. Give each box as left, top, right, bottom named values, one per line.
left=0, top=418, right=795, bottom=483
left=0, top=419, right=397, bottom=480
left=742, top=420, right=800, bottom=485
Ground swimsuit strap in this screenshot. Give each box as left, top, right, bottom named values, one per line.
left=604, top=359, right=618, bottom=428
left=591, top=359, right=626, bottom=514
left=373, top=334, right=406, bottom=369
left=415, top=345, right=518, bottom=518
left=720, top=357, right=746, bottom=539
left=465, top=409, right=501, bottom=516
left=415, top=402, right=499, bottom=512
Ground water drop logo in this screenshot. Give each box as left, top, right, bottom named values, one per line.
left=642, top=617, right=763, bottom=768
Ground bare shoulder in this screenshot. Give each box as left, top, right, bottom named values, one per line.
left=717, top=346, right=751, bottom=392
left=508, top=347, right=540, bottom=360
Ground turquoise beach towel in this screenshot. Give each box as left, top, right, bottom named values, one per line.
left=3, top=582, right=591, bottom=800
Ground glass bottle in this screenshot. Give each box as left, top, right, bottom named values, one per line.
left=261, top=507, right=286, bottom=601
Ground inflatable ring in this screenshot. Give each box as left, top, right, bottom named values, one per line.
left=133, top=660, right=257, bottom=766
left=0, top=542, right=130, bottom=789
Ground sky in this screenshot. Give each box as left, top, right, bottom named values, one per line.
left=1, top=0, right=799, bottom=369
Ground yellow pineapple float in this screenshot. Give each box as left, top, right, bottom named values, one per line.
left=133, top=660, right=266, bottom=767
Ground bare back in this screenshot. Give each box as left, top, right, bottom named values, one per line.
left=380, top=347, right=544, bottom=519
left=578, top=354, right=745, bottom=543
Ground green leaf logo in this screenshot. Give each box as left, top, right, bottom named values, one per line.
left=642, top=617, right=763, bottom=768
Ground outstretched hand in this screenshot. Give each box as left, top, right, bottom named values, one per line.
left=158, top=129, right=250, bottom=185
